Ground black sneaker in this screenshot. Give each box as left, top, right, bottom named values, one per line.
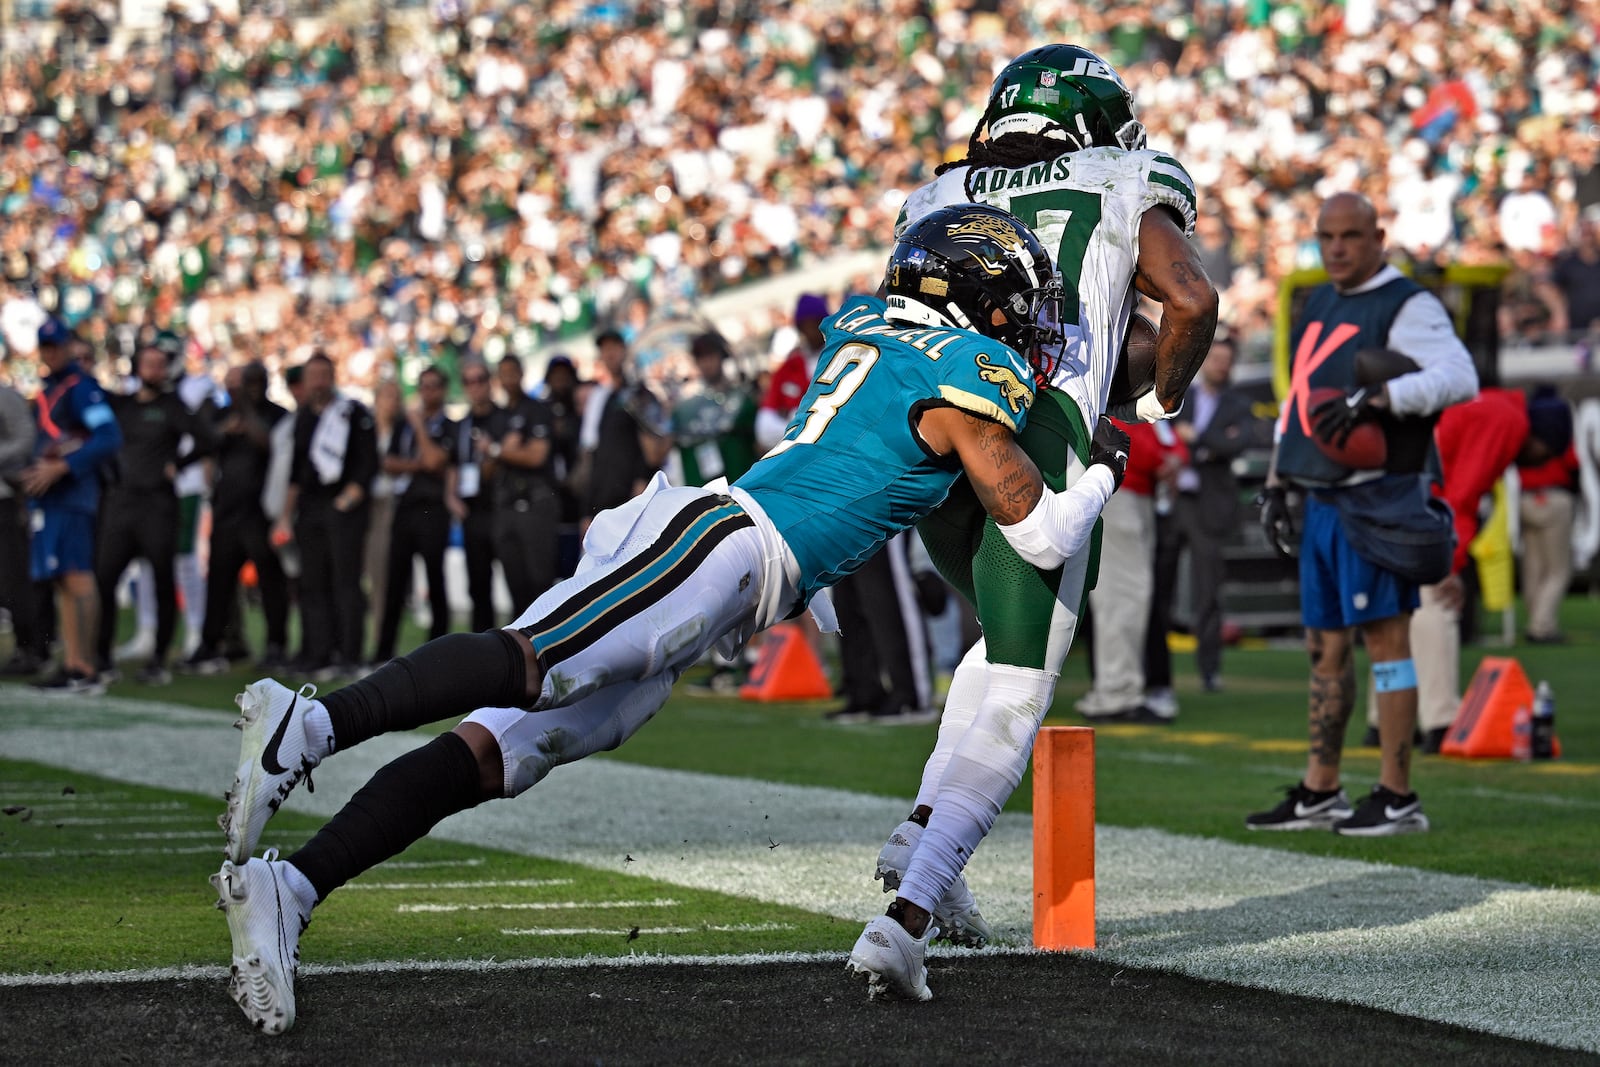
left=180, top=647, right=229, bottom=676
left=1420, top=727, right=1448, bottom=755
left=136, top=662, right=172, bottom=686
left=1333, top=785, right=1430, bottom=836
left=1245, top=782, right=1353, bottom=831
left=825, top=702, right=877, bottom=724
left=0, top=650, right=43, bottom=677
left=32, top=669, right=106, bottom=697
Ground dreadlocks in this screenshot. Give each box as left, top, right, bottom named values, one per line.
left=934, top=132, right=1077, bottom=176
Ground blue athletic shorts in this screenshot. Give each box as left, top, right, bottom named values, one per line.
left=30, top=507, right=97, bottom=580
left=1299, top=493, right=1419, bottom=630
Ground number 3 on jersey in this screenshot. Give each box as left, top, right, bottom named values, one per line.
left=768, top=343, right=880, bottom=456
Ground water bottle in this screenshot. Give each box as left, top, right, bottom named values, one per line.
left=1531, top=681, right=1556, bottom=760
left=1511, top=703, right=1532, bottom=762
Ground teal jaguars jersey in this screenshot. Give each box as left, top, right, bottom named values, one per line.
left=735, top=294, right=1036, bottom=602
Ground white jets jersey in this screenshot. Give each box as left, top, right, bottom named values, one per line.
left=898, top=147, right=1198, bottom=427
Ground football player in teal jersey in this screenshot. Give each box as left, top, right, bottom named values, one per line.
left=861, top=45, right=1220, bottom=977
left=209, top=204, right=1135, bottom=1033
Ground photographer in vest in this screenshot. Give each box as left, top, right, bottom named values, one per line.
left=1251, top=192, right=1477, bottom=836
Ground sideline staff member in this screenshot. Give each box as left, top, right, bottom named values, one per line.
left=1251, top=192, right=1476, bottom=836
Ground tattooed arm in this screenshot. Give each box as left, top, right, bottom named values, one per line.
left=1134, top=208, right=1219, bottom=415
left=917, top=408, right=1119, bottom=568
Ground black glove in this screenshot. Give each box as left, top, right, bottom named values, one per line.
left=1089, top=416, right=1131, bottom=490
left=1309, top=385, right=1380, bottom=448
left=1255, top=486, right=1297, bottom=559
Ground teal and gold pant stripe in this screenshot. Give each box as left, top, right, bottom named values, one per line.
left=517, top=495, right=753, bottom=672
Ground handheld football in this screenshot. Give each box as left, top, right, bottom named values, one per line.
left=1307, top=386, right=1387, bottom=470
left=1108, top=313, right=1158, bottom=406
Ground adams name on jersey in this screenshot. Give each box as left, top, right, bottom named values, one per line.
left=898, top=147, right=1197, bottom=428
left=736, top=293, right=1036, bottom=603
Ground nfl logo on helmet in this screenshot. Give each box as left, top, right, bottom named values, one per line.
left=1040, top=71, right=1056, bottom=87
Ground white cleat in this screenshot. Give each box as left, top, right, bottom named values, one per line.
left=846, top=914, right=937, bottom=1002
left=873, top=819, right=993, bottom=948
left=221, top=680, right=329, bottom=863
left=211, top=850, right=311, bottom=1036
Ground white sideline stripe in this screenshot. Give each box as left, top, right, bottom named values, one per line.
left=0, top=948, right=1007, bottom=987
left=346, top=878, right=574, bottom=892
left=399, top=898, right=679, bottom=914
left=0, top=685, right=1597, bottom=1053
left=503, top=922, right=797, bottom=937
left=43, top=825, right=206, bottom=831
left=96, top=831, right=219, bottom=841
left=0, top=845, right=221, bottom=859
left=379, top=859, right=486, bottom=871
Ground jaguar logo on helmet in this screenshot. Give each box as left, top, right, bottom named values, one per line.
left=946, top=211, right=1030, bottom=276
left=975, top=352, right=1033, bottom=415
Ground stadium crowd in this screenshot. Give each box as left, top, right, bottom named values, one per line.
left=0, top=0, right=1598, bottom=393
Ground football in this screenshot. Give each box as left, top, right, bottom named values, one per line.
left=1307, top=386, right=1388, bottom=470
left=1108, top=312, right=1158, bottom=406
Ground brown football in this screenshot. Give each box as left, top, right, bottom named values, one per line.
left=1108, top=312, right=1158, bottom=406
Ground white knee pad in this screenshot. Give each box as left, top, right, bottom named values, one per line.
left=899, top=662, right=1057, bottom=914
left=462, top=673, right=675, bottom=797
left=913, top=639, right=988, bottom=811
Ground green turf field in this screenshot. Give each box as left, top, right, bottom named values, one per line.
left=2, top=597, right=1597, bottom=1059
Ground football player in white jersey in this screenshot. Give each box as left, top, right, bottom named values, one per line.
left=858, top=45, right=1219, bottom=973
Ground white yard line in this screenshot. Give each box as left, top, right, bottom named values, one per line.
left=345, top=877, right=574, bottom=892
left=397, top=898, right=679, bottom=914
left=1, top=685, right=1597, bottom=1052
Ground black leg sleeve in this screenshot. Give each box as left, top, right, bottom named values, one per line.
left=287, top=731, right=486, bottom=901
left=319, top=629, right=529, bottom=751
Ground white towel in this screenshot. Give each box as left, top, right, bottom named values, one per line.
left=310, top=395, right=354, bottom=486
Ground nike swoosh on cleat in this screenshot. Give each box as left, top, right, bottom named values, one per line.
left=260, top=697, right=298, bottom=776
left=1384, top=804, right=1418, bottom=820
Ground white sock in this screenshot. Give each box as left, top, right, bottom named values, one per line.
left=913, top=639, right=987, bottom=811
left=899, top=662, right=1056, bottom=914
left=303, top=702, right=335, bottom=758
left=280, top=859, right=321, bottom=912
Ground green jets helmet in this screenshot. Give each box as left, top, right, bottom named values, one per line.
left=980, top=44, right=1145, bottom=152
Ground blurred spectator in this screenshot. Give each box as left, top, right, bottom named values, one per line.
left=1549, top=209, right=1600, bottom=336
left=1168, top=334, right=1265, bottom=693
left=1079, top=419, right=1187, bottom=723
left=1518, top=385, right=1579, bottom=644
left=21, top=318, right=122, bottom=694
left=490, top=363, right=560, bottom=612
left=671, top=332, right=758, bottom=487
left=187, top=361, right=290, bottom=675
left=1364, top=386, right=1532, bottom=753
left=172, top=342, right=226, bottom=660
left=278, top=353, right=377, bottom=678
left=454, top=359, right=501, bottom=633
left=756, top=294, right=829, bottom=452
left=0, top=380, right=39, bottom=675
left=536, top=354, right=585, bottom=578
left=364, top=380, right=403, bottom=646
left=372, top=365, right=457, bottom=663
left=95, top=333, right=214, bottom=685
left=826, top=532, right=935, bottom=725
left=578, top=328, right=670, bottom=524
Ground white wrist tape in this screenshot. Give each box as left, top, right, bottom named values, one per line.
left=998, top=465, right=1117, bottom=569
left=1136, top=391, right=1179, bottom=422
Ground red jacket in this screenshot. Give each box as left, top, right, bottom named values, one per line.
left=1518, top=443, right=1579, bottom=494
left=1116, top=418, right=1189, bottom=499
left=1435, top=387, right=1529, bottom=575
